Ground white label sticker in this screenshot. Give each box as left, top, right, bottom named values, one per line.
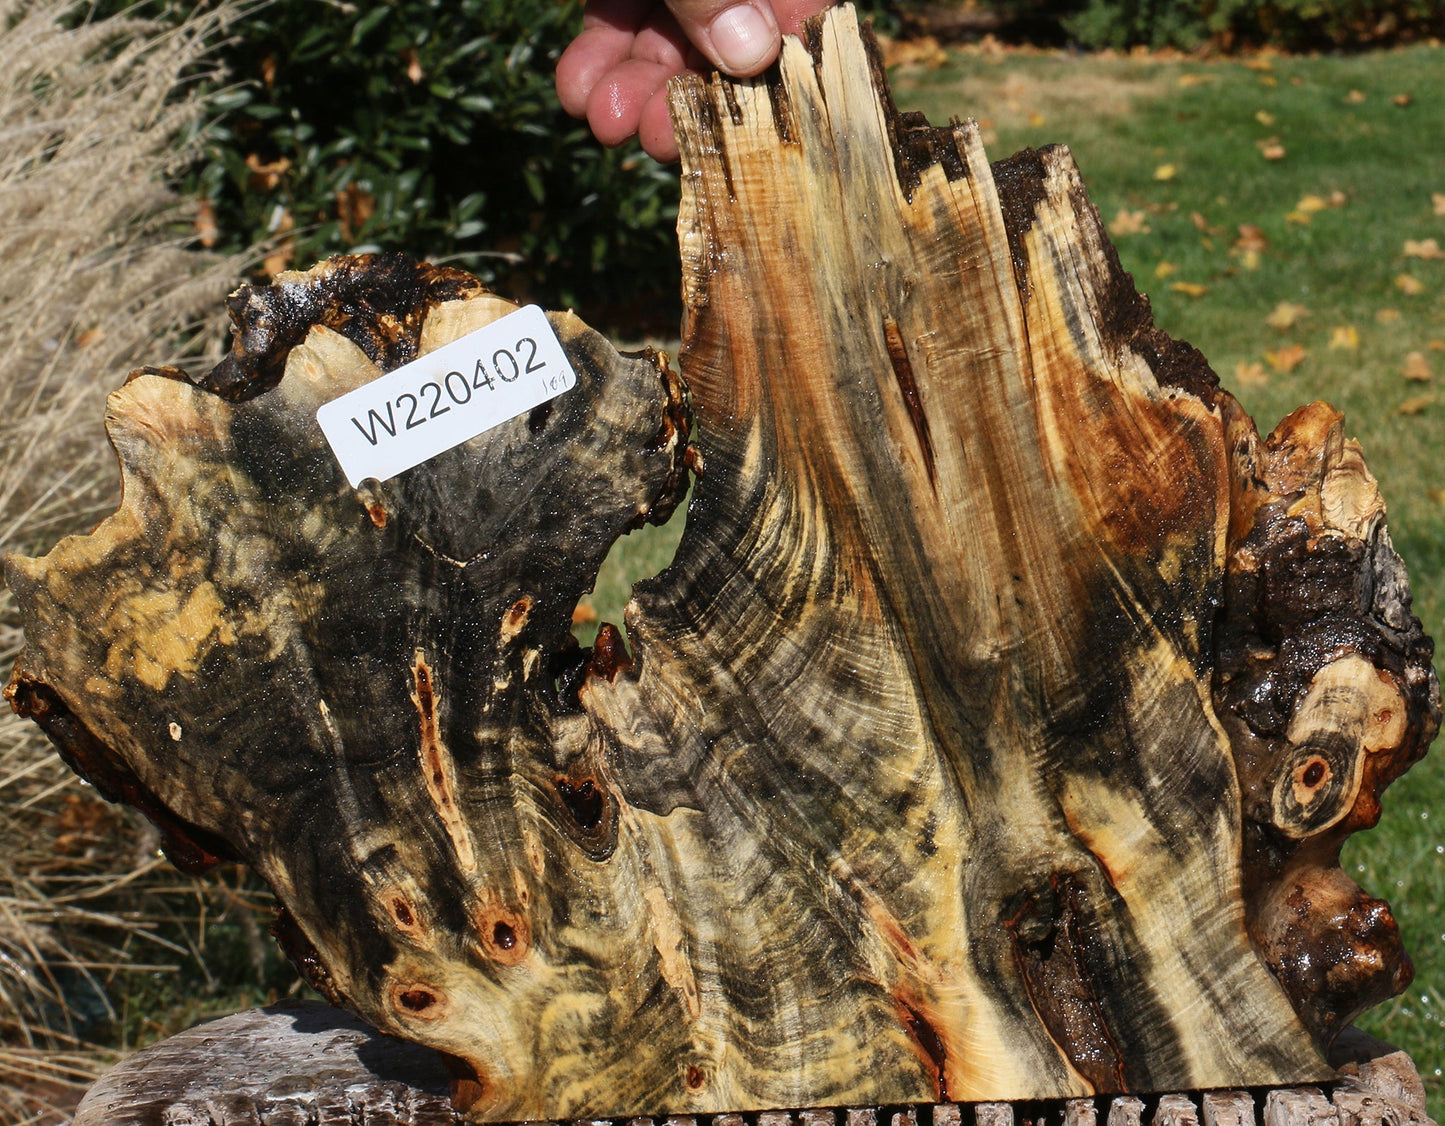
left=316, top=305, right=577, bottom=487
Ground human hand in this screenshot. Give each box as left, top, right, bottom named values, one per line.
left=556, top=0, right=834, bottom=162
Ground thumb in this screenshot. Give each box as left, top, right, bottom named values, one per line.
left=665, top=0, right=781, bottom=76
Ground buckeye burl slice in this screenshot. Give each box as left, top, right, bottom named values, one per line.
left=7, top=7, right=1441, bottom=1122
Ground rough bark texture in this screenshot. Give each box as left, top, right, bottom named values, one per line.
left=70, top=1002, right=459, bottom=1126
left=6, top=6, right=1438, bottom=1122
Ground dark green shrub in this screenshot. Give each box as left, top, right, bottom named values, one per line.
left=94, top=0, right=684, bottom=330
left=1221, top=0, right=1445, bottom=48
left=1058, top=0, right=1216, bottom=50
left=1053, top=0, right=1445, bottom=50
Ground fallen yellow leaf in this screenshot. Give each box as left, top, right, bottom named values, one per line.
left=1154, top=163, right=1177, bottom=181
left=195, top=198, right=219, bottom=249
left=1404, top=238, right=1444, bottom=259
left=1329, top=190, right=1348, bottom=207
left=1377, top=308, right=1402, bottom=324
left=1234, top=224, right=1269, bottom=253
left=880, top=34, right=949, bottom=69
left=1396, top=274, right=1426, bottom=296
left=1434, top=192, right=1445, bottom=217
left=1109, top=208, right=1150, bottom=236
left=1404, top=351, right=1433, bottom=381
left=1286, top=210, right=1312, bottom=225
left=261, top=208, right=295, bottom=278
left=1178, top=73, right=1214, bottom=87
left=1397, top=394, right=1434, bottom=416
left=1266, top=343, right=1307, bottom=372
left=245, top=152, right=292, bottom=192
left=1155, top=261, right=1178, bottom=278
left=1431, top=340, right=1445, bottom=352
left=1345, top=88, right=1367, bottom=103
left=1393, top=93, right=1413, bottom=107
left=335, top=184, right=375, bottom=241
left=1234, top=361, right=1268, bottom=386
left=1295, top=195, right=1330, bottom=213
left=1261, top=142, right=1286, bottom=160
left=1259, top=75, right=1278, bottom=88
left=1265, top=301, right=1310, bottom=330
left=1430, top=488, right=1445, bottom=506
left=1244, top=56, right=1273, bottom=71
left=1028, top=111, right=1045, bottom=127
left=1328, top=325, right=1360, bottom=350
left=572, top=600, right=598, bottom=625
left=1238, top=249, right=1262, bottom=270
left=1171, top=281, right=1208, bottom=297
left=1255, top=110, right=1276, bottom=126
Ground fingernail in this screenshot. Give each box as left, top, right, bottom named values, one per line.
left=707, top=4, right=778, bottom=74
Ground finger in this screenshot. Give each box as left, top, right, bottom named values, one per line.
left=665, top=0, right=780, bottom=76
left=558, top=0, right=663, bottom=117
left=637, top=89, right=681, bottom=163
left=630, top=9, right=690, bottom=69
left=585, top=57, right=677, bottom=148
left=556, top=26, right=636, bottom=117
left=771, top=0, right=835, bottom=34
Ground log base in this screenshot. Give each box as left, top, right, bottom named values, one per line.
left=72, top=1003, right=1436, bottom=1126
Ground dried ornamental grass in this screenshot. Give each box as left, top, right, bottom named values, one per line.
left=0, top=0, right=245, bottom=554
left=0, top=1, right=252, bottom=1120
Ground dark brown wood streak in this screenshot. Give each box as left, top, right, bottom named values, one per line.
left=5, top=7, right=1437, bottom=1122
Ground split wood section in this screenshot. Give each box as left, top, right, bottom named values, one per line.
left=6, top=5, right=1439, bottom=1122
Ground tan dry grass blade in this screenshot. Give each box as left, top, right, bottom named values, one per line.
left=0, top=1045, right=113, bottom=1126
left=0, top=0, right=252, bottom=1116
left=0, top=0, right=245, bottom=554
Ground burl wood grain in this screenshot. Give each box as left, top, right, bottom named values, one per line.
left=6, top=6, right=1437, bottom=1121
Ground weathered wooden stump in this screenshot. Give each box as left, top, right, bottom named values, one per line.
left=70, top=1002, right=459, bottom=1125
left=7, top=5, right=1439, bottom=1123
